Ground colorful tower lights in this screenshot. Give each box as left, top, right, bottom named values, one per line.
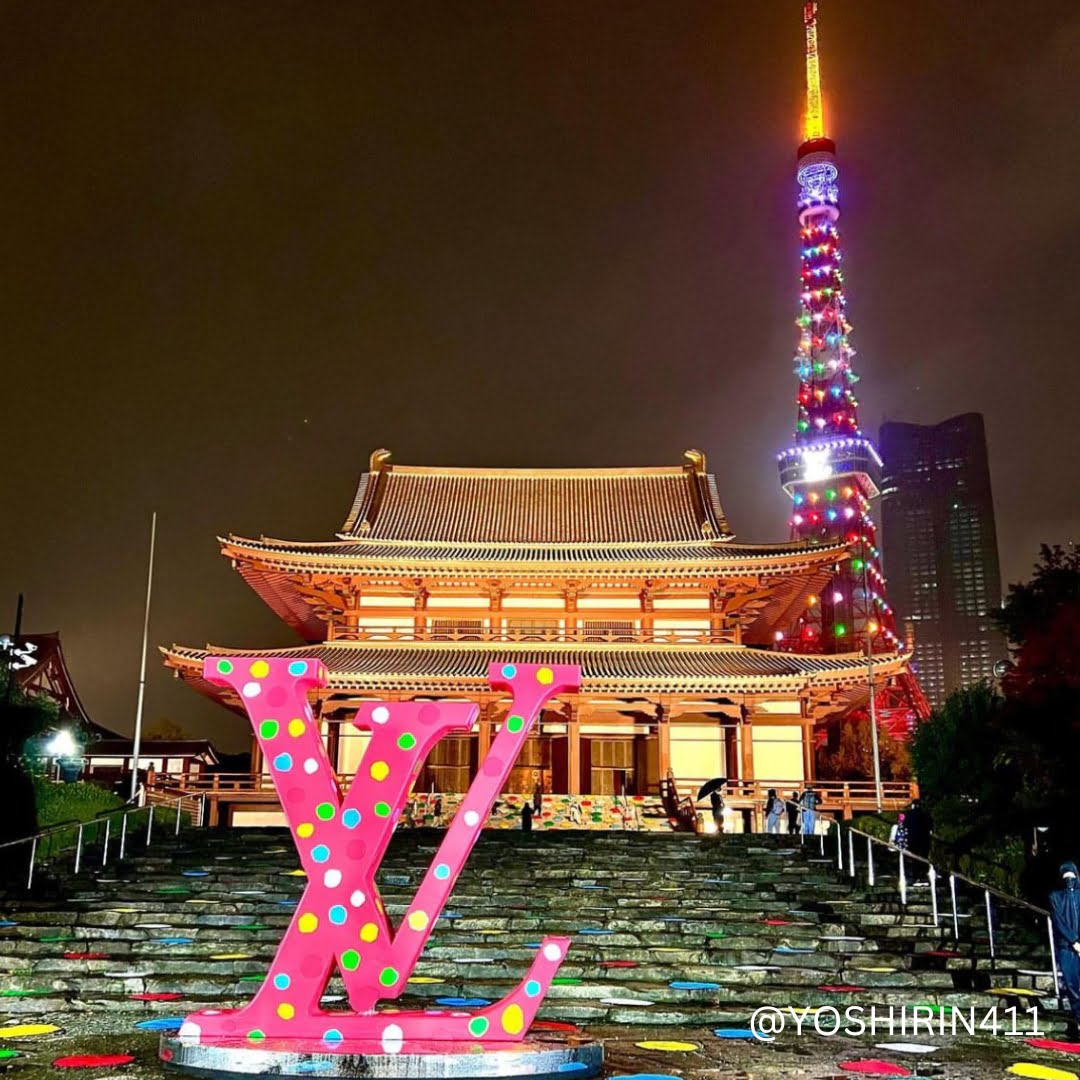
left=777, top=2, right=897, bottom=654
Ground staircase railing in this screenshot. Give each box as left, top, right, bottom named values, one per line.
left=825, top=821, right=1060, bottom=1003
left=0, top=789, right=201, bottom=890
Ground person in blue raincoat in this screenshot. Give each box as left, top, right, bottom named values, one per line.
left=1050, top=861, right=1080, bottom=1035
left=799, top=785, right=818, bottom=835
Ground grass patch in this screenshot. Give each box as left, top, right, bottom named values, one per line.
left=33, top=777, right=122, bottom=828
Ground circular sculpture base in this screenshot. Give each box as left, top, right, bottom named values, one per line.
left=160, top=1033, right=603, bottom=1080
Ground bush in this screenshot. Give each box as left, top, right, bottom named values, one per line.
left=33, top=777, right=123, bottom=828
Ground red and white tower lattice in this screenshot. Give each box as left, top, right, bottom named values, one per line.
left=775, top=3, right=929, bottom=727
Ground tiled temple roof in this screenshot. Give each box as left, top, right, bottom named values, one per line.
left=340, top=449, right=731, bottom=544
left=164, top=640, right=906, bottom=700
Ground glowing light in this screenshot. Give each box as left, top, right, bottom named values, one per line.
left=832, top=590, right=843, bottom=604
left=47, top=730, right=77, bottom=758
left=801, top=448, right=833, bottom=482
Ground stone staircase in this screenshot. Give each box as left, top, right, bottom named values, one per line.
left=0, top=829, right=1062, bottom=1031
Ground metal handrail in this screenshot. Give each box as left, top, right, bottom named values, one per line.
left=0, top=789, right=199, bottom=889
left=838, top=822, right=1060, bottom=1001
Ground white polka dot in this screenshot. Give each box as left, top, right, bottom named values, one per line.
left=381, top=1023, right=404, bottom=1054
left=543, top=943, right=562, bottom=961
left=349, top=890, right=366, bottom=907
left=241, top=682, right=261, bottom=698
left=463, top=810, right=480, bottom=828
left=303, top=758, right=318, bottom=774
left=323, top=869, right=342, bottom=888
left=372, top=706, right=390, bottom=725
left=178, top=1020, right=202, bottom=1044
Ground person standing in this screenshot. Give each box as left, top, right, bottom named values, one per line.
left=904, top=800, right=932, bottom=883
left=787, top=790, right=800, bottom=835
left=532, top=783, right=543, bottom=817
left=800, top=785, right=818, bottom=836
left=709, top=789, right=725, bottom=833
left=765, top=789, right=784, bottom=835
left=1050, top=862, right=1080, bottom=1037
left=521, top=802, right=534, bottom=833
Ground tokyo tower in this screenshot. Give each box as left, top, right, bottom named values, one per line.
left=774, top=3, right=931, bottom=732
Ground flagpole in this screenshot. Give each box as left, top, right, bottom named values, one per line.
left=130, top=512, right=157, bottom=802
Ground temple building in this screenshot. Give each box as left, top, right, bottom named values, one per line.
left=163, top=450, right=914, bottom=824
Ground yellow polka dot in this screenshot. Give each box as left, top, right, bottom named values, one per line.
left=500, top=1003, right=524, bottom=1035
left=1008, top=1065, right=1079, bottom=1080
left=296, top=823, right=314, bottom=839
left=288, top=719, right=305, bottom=737
left=298, top=913, right=319, bottom=934
left=536, top=667, right=554, bottom=685
left=370, top=760, right=390, bottom=782
left=360, top=922, right=379, bottom=943
left=250, top=660, right=270, bottom=679
left=407, top=911, right=429, bottom=932
left=276, top=1002, right=295, bottom=1020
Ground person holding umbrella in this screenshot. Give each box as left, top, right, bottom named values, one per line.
left=697, top=777, right=727, bottom=835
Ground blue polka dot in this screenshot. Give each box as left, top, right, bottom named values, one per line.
left=288, top=660, right=308, bottom=676
left=273, top=753, right=293, bottom=772
left=501, top=664, right=517, bottom=679
left=434, top=863, right=450, bottom=880
left=273, top=973, right=290, bottom=990
left=311, top=845, right=330, bottom=863
left=329, top=905, right=347, bottom=925
left=525, top=979, right=541, bottom=997
left=341, top=808, right=361, bottom=829
left=714, top=1028, right=756, bottom=1040
left=323, top=1028, right=343, bottom=1048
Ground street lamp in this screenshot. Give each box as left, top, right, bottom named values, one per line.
left=47, top=729, right=77, bottom=758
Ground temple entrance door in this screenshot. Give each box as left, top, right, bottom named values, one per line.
left=550, top=736, right=569, bottom=794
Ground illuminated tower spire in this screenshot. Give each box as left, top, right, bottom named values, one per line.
left=776, top=1, right=898, bottom=653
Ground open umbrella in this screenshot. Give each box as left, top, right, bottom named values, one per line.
left=696, top=777, right=727, bottom=802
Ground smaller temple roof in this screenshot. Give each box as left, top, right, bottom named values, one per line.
left=164, top=640, right=908, bottom=704
left=340, top=448, right=731, bottom=543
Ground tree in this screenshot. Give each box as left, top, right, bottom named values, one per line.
left=816, top=715, right=910, bottom=782
left=144, top=717, right=191, bottom=741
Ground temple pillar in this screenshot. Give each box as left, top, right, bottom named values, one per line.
left=567, top=701, right=581, bottom=795
left=656, top=703, right=671, bottom=779
left=477, top=700, right=494, bottom=762
left=801, top=697, right=816, bottom=781
left=412, top=583, right=428, bottom=639
left=640, top=584, right=654, bottom=643
left=739, top=707, right=755, bottom=783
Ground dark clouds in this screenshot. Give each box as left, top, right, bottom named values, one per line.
left=1, top=1, right=1077, bottom=750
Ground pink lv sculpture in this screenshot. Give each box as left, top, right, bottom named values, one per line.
left=177, top=657, right=581, bottom=1055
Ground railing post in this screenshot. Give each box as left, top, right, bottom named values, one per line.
left=819, top=829, right=825, bottom=856
left=74, top=824, right=84, bottom=875
left=867, top=836, right=875, bottom=887
left=1048, top=915, right=1061, bottom=1002
left=175, top=798, right=182, bottom=836
left=985, top=889, right=995, bottom=963
left=27, top=837, right=37, bottom=890
left=898, top=850, right=907, bottom=906
left=102, top=818, right=110, bottom=866
left=119, top=813, right=128, bottom=860
left=836, top=824, right=843, bottom=871
left=950, top=873, right=959, bottom=938
left=847, top=828, right=855, bottom=878
left=146, top=805, right=155, bottom=847
left=929, top=865, right=938, bottom=927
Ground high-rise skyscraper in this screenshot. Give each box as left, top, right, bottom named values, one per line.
left=774, top=2, right=929, bottom=734
left=879, top=414, right=1006, bottom=709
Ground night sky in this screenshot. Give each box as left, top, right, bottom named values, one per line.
left=2, top=1, right=1078, bottom=751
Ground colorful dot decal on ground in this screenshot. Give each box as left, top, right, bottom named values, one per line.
left=609, top=1075, right=681, bottom=1080
left=990, top=986, right=1043, bottom=997
left=0, top=1024, right=61, bottom=1037
left=130, top=992, right=183, bottom=1001
left=713, top=1028, right=756, bottom=1040
left=1028, top=1040, right=1080, bottom=1055
left=837, top=1063, right=911, bottom=1076
left=135, top=1017, right=184, bottom=1031
left=602, top=998, right=655, bottom=1007
left=669, top=980, right=720, bottom=991
left=1008, top=1068, right=1080, bottom=1080
left=53, top=1055, right=135, bottom=1068
left=874, top=1044, right=939, bottom=1054
left=407, top=976, right=444, bottom=984
left=635, top=1041, right=700, bottom=1052
left=435, top=997, right=491, bottom=1008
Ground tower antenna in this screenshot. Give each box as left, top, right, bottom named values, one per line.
left=803, top=2, right=825, bottom=141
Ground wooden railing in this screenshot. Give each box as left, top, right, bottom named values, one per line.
left=327, top=624, right=738, bottom=646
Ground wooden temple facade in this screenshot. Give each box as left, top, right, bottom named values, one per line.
left=163, top=449, right=915, bottom=822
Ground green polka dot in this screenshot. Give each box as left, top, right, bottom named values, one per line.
left=374, top=801, right=391, bottom=818
left=506, top=715, right=524, bottom=733
left=397, top=732, right=417, bottom=750
left=315, top=802, right=335, bottom=821
left=246, top=1029, right=265, bottom=1042
left=340, top=949, right=360, bottom=971
left=379, top=967, right=398, bottom=987
left=258, top=720, right=279, bottom=739
left=467, top=1016, right=489, bottom=1037
left=216, top=659, right=234, bottom=674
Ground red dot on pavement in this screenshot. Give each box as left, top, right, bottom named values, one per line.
left=818, top=984, right=867, bottom=993
left=130, top=992, right=183, bottom=1001
left=53, top=1055, right=135, bottom=1068
left=531, top=1021, right=581, bottom=1033
left=838, top=1062, right=911, bottom=1076
left=1027, top=1038, right=1080, bottom=1054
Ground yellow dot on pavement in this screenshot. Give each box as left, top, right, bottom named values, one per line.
left=635, top=1041, right=699, bottom=1052
left=1007, top=1065, right=1079, bottom=1080
left=0, top=1024, right=60, bottom=1038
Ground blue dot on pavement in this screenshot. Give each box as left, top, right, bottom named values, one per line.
left=670, top=980, right=721, bottom=991
left=713, top=1028, right=756, bottom=1040
left=135, top=1017, right=185, bottom=1031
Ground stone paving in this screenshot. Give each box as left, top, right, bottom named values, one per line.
left=0, top=829, right=1074, bottom=1078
